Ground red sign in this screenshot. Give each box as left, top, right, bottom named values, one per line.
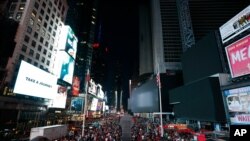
left=72, top=76, right=80, bottom=96
left=226, top=35, right=250, bottom=78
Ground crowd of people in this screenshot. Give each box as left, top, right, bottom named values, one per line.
left=131, top=116, right=194, bottom=141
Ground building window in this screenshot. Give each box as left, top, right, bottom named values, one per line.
left=52, top=31, right=56, bottom=37
left=9, top=4, right=17, bottom=11
left=27, top=26, right=32, bottom=34
left=54, top=25, right=57, bottom=30
left=34, top=2, right=39, bottom=9
left=24, top=35, right=30, bottom=43
left=47, top=8, right=51, bottom=14
left=34, top=32, right=38, bottom=39
left=45, top=42, right=49, bottom=48
left=50, top=20, right=53, bottom=26
left=21, top=44, right=27, bottom=52
left=49, top=45, right=53, bottom=51
left=48, top=52, right=51, bottom=58
left=45, top=15, right=49, bottom=21
left=52, top=14, right=55, bottom=19
left=19, top=54, right=25, bottom=60
left=16, top=12, right=22, bottom=20
left=46, top=34, right=50, bottom=40
left=41, top=28, right=45, bottom=36
left=42, top=2, right=46, bottom=8
left=35, top=53, right=40, bottom=60
left=29, top=18, right=34, bottom=25
left=31, top=9, right=37, bottom=17
left=34, top=62, right=38, bottom=66
left=49, top=1, right=52, bottom=7
left=41, top=57, right=45, bottom=63
left=19, top=4, right=25, bottom=11
left=48, top=27, right=52, bottom=33
left=9, top=12, right=14, bottom=19
left=27, top=58, right=32, bottom=63
left=36, top=24, right=40, bottom=31
left=46, top=60, right=50, bottom=66
left=38, top=16, right=42, bottom=23
left=43, top=22, right=47, bottom=28
left=40, top=8, right=44, bottom=16
left=38, top=45, right=42, bottom=51
left=29, top=49, right=34, bottom=56
left=43, top=49, right=47, bottom=55
left=31, top=40, right=36, bottom=48
left=55, top=19, right=58, bottom=24
left=51, top=38, right=54, bottom=44
left=40, top=37, right=44, bottom=44
left=40, top=65, right=43, bottom=69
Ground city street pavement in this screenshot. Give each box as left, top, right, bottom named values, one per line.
left=120, top=114, right=132, bottom=141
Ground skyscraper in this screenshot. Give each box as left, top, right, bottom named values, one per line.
left=4, top=0, right=68, bottom=86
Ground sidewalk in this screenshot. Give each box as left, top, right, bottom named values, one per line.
left=119, top=114, right=132, bottom=141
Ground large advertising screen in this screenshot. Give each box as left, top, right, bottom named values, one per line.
left=90, top=98, right=98, bottom=111
left=225, top=35, right=250, bottom=78
left=14, top=61, right=57, bottom=99
left=71, top=97, right=84, bottom=112
left=48, top=85, right=67, bottom=108
left=55, top=51, right=75, bottom=84
left=58, top=25, right=78, bottom=59
left=72, top=76, right=80, bottom=96
left=219, top=5, right=250, bottom=44
left=224, top=86, right=250, bottom=125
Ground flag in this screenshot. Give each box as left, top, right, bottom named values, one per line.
left=156, top=72, right=161, bottom=88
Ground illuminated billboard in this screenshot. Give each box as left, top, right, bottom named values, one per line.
left=88, top=79, right=97, bottom=95
left=55, top=51, right=75, bottom=84
left=14, top=61, right=57, bottom=99
left=219, top=5, right=250, bottom=44
left=90, top=98, right=98, bottom=111
left=72, top=76, right=80, bottom=96
left=225, top=35, right=250, bottom=78
left=224, top=86, right=250, bottom=125
left=71, top=97, right=84, bottom=112
left=48, top=85, right=67, bottom=108
left=58, top=25, right=78, bottom=59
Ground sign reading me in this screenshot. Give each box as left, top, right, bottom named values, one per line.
left=226, top=35, right=250, bottom=78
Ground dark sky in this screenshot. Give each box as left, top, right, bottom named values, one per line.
left=99, top=0, right=139, bottom=108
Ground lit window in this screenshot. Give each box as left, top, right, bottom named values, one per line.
left=16, top=12, right=22, bottom=20
left=38, top=16, right=42, bottom=23
left=91, top=21, right=95, bottom=24
left=31, top=10, right=37, bottom=17
left=19, top=4, right=25, bottom=11
left=29, top=18, right=34, bottom=25
left=27, top=26, right=32, bottom=34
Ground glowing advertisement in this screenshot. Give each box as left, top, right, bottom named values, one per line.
left=72, top=76, right=80, bottom=96
left=90, top=98, right=98, bottom=111
left=219, top=5, right=250, bottom=44
left=14, top=61, right=57, bottom=99
left=96, top=100, right=103, bottom=111
left=48, top=85, right=67, bottom=108
left=58, top=25, right=78, bottom=59
left=224, top=86, right=250, bottom=125
left=225, top=35, right=250, bottom=78
left=88, top=79, right=97, bottom=95
left=55, top=51, right=75, bottom=84
left=71, top=97, right=84, bottom=112
left=97, top=85, right=104, bottom=99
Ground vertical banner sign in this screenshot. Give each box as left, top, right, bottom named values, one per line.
left=72, top=76, right=80, bottom=96
left=225, top=35, right=250, bottom=78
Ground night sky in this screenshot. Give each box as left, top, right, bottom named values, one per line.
left=99, top=0, right=139, bottom=109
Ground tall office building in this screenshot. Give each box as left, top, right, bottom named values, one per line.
left=0, top=0, right=68, bottom=129
left=66, top=0, right=100, bottom=94
left=4, top=0, right=68, bottom=86
left=139, top=0, right=249, bottom=74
